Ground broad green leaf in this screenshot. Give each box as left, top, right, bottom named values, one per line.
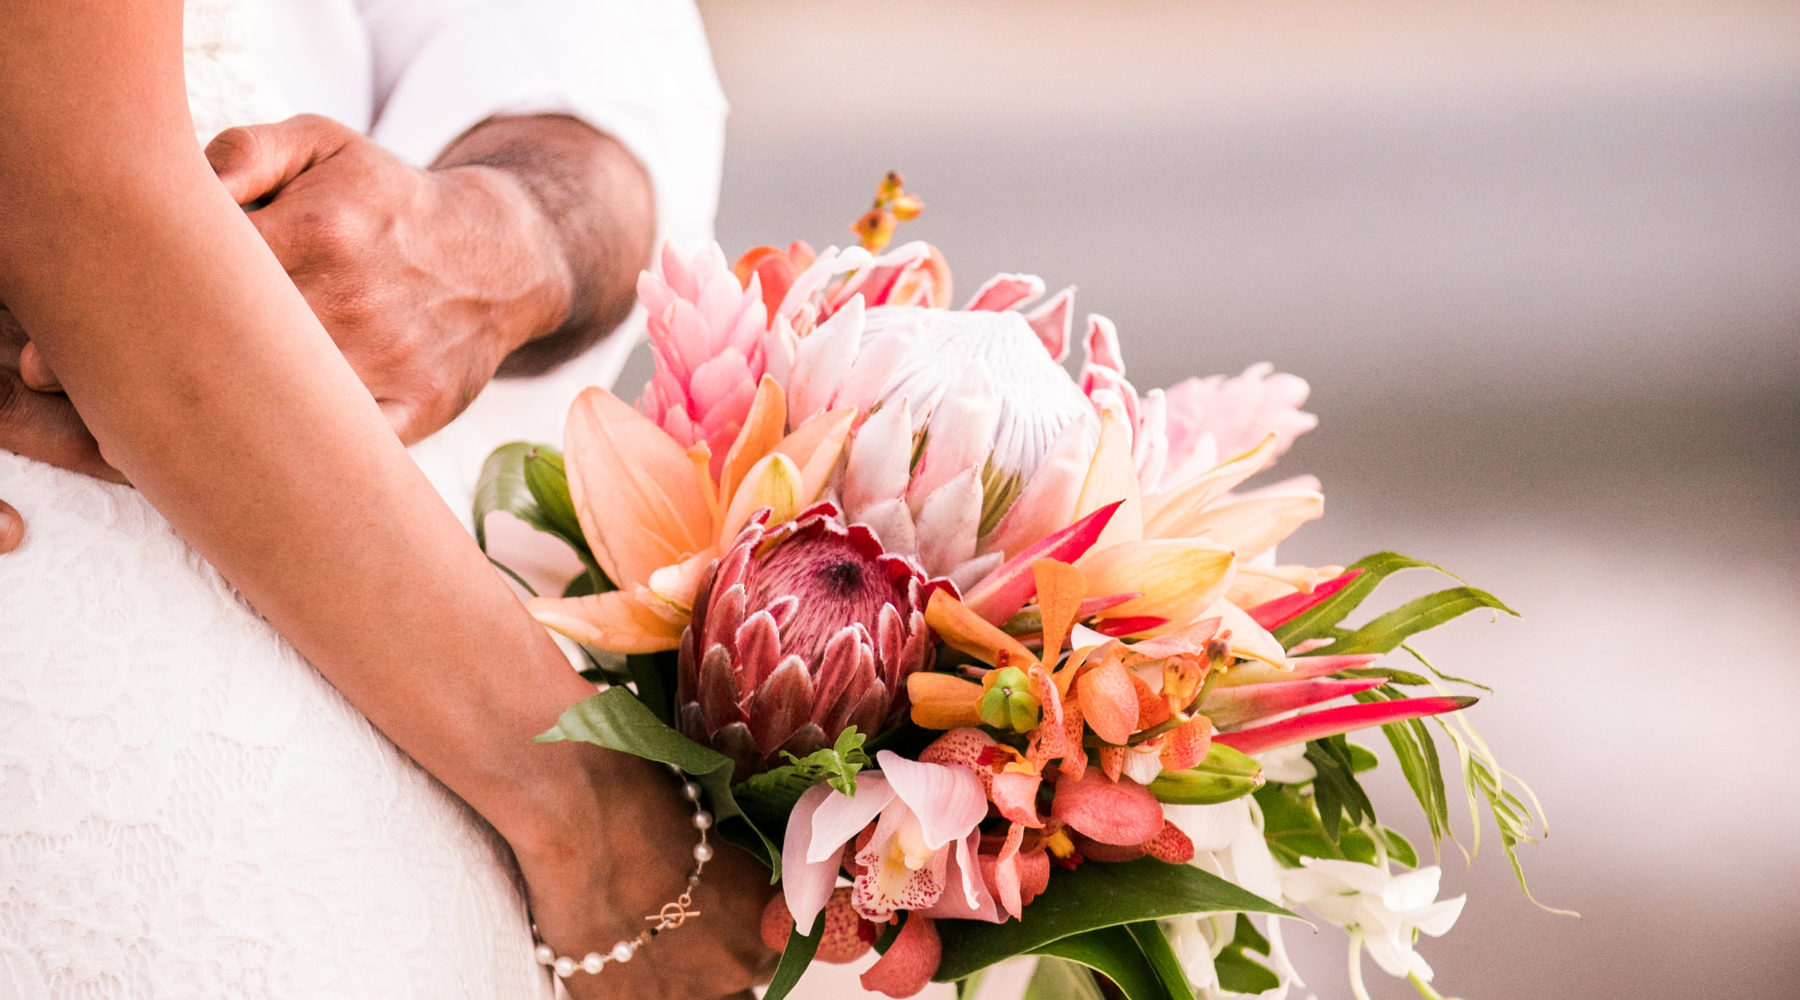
left=1327, top=586, right=1516, bottom=656
left=535, top=688, right=781, bottom=876
left=1150, top=743, right=1265, bottom=804
left=1127, top=922, right=1197, bottom=1000
left=1256, top=785, right=1339, bottom=866
left=934, top=858, right=1290, bottom=981
left=1211, top=913, right=1278, bottom=993
left=1348, top=742, right=1380, bottom=773
left=521, top=449, right=586, bottom=553
left=955, top=968, right=991, bottom=1000
left=1232, top=914, right=1269, bottom=956
left=624, top=652, right=676, bottom=726
left=1029, top=927, right=1165, bottom=1000
left=1382, top=826, right=1420, bottom=868
left=763, top=920, right=822, bottom=1000
left=1214, top=948, right=1281, bottom=994
left=473, top=442, right=543, bottom=552
left=1024, top=957, right=1105, bottom=1000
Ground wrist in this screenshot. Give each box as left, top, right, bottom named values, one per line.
left=429, top=163, right=576, bottom=361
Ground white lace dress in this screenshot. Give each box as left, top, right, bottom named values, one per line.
left=0, top=5, right=575, bottom=997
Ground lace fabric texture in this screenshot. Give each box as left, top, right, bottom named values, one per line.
left=0, top=4, right=556, bottom=997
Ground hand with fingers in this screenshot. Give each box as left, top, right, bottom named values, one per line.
left=0, top=111, right=652, bottom=554
left=514, top=752, right=778, bottom=1000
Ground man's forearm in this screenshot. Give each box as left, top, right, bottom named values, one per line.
left=435, top=114, right=655, bottom=377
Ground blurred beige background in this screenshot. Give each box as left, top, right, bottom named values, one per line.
left=634, top=1, right=1800, bottom=997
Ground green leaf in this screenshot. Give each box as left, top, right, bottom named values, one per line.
left=1382, top=826, right=1420, bottom=868
left=1232, top=914, right=1269, bottom=956
left=1256, top=785, right=1339, bottom=865
left=1127, top=922, right=1197, bottom=1000
left=624, top=652, right=676, bottom=726
left=1214, top=948, right=1281, bottom=994
left=763, top=920, right=822, bottom=1000
left=1149, top=742, right=1265, bottom=805
left=1348, top=742, right=1381, bottom=773
left=1024, top=957, right=1105, bottom=1000
left=955, top=968, right=991, bottom=1000
left=934, top=858, right=1291, bottom=981
left=1327, top=586, right=1516, bottom=657
left=1212, top=914, right=1278, bottom=993
left=780, top=726, right=872, bottom=797
left=1030, top=927, right=1165, bottom=1000
left=1368, top=692, right=1450, bottom=851
left=1305, top=735, right=1375, bottom=843
left=534, top=688, right=781, bottom=876
left=521, top=448, right=586, bottom=552
left=1272, top=552, right=1444, bottom=646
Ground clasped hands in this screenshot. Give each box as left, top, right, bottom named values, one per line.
left=0, top=114, right=776, bottom=997
left=2, top=113, right=589, bottom=549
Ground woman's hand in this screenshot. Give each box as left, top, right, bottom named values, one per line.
left=513, top=748, right=777, bottom=999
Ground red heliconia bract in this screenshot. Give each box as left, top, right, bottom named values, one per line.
left=677, top=502, right=942, bottom=779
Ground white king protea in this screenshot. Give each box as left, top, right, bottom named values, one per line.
left=780, top=274, right=1103, bottom=589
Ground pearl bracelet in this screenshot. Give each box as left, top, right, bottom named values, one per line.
left=531, top=763, right=714, bottom=980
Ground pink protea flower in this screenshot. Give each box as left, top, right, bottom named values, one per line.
left=675, top=503, right=941, bottom=778
left=637, top=243, right=772, bottom=478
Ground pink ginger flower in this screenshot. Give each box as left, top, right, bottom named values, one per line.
left=637, top=243, right=772, bottom=478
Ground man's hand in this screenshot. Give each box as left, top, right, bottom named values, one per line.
left=204, top=113, right=651, bottom=442
left=0, top=112, right=653, bottom=547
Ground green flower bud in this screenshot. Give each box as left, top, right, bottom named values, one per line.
left=978, top=666, right=1040, bottom=733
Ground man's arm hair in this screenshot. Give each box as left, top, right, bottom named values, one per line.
left=435, top=114, right=655, bottom=377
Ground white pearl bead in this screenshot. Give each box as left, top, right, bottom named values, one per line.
left=682, top=781, right=703, bottom=801
left=553, top=957, right=577, bottom=978
left=691, top=810, right=713, bottom=830
left=581, top=952, right=605, bottom=974
left=612, top=941, right=635, bottom=963
left=534, top=943, right=556, bottom=965
left=693, top=841, right=714, bottom=863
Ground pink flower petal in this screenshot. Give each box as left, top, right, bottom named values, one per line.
left=1051, top=768, right=1165, bottom=846
left=875, top=751, right=986, bottom=850
left=783, top=783, right=845, bottom=934
left=806, top=775, right=896, bottom=864
left=860, top=914, right=942, bottom=998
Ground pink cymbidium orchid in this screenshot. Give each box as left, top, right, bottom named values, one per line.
left=781, top=750, right=992, bottom=935
left=527, top=379, right=854, bottom=653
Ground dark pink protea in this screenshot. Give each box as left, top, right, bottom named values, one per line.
left=677, top=502, right=940, bottom=778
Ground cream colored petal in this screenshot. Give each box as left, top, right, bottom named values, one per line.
left=720, top=452, right=805, bottom=541
left=1206, top=599, right=1289, bottom=668
left=1143, top=434, right=1279, bottom=537
left=1162, top=492, right=1324, bottom=559
left=563, top=387, right=711, bottom=588
left=1083, top=538, right=1235, bottom=628
left=1225, top=563, right=1346, bottom=609
left=646, top=547, right=719, bottom=617
left=1073, top=401, right=1144, bottom=552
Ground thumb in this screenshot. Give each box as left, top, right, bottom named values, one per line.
left=205, top=114, right=356, bottom=206
left=0, top=499, right=22, bottom=555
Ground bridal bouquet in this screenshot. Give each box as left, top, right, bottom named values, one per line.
left=476, top=176, right=1549, bottom=1000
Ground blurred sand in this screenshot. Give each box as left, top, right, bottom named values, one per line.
left=648, top=2, right=1800, bottom=996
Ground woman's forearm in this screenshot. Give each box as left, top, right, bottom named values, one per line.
left=0, top=0, right=612, bottom=861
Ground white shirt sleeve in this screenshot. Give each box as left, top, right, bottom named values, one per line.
left=352, top=0, right=727, bottom=250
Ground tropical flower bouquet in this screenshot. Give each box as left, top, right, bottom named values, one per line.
left=475, top=175, right=1550, bottom=1000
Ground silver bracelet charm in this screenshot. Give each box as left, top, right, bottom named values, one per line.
left=531, top=763, right=713, bottom=979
